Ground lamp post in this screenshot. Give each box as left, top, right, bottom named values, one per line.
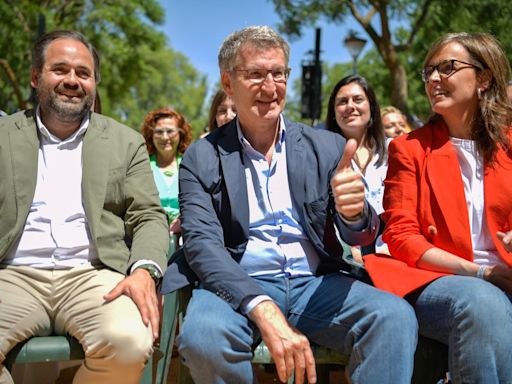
left=344, top=32, right=367, bottom=75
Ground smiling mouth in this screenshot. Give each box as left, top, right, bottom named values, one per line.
left=431, top=89, right=447, bottom=98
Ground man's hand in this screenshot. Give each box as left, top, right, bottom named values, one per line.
left=248, top=301, right=316, bottom=384
left=169, top=216, right=181, bottom=234
left=497, top=231, right=512, bottom=253
left=330, top=138, right=366, bottom=220
left=104, top=268, right=160, bottom=340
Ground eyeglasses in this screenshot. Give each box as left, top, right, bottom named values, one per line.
left=153, top=128, right=182, bottom=137
left=421, top=59, right=481, bottom=83
left=234, top=68, right=291, bottom=84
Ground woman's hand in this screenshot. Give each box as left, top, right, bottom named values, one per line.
left=485, top=264, right=512, bottom=295
left=497, top=231, right=512, bottom=253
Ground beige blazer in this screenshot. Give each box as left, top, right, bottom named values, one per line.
left=0, top=109, right=169, bottom=273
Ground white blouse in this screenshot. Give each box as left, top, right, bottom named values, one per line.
left=450, top=137, right=505, bottom=266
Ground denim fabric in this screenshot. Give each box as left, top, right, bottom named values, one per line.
left=178, top=274, right=417, bottom=384
left=408, top=275, right=512, bottom=384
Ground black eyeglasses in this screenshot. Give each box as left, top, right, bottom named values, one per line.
left=234, top=68, right=291, bottom=84
left=421, top=59, right=481, bottom=83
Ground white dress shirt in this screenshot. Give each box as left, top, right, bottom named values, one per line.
left=4, top=109, right=98, bottom=268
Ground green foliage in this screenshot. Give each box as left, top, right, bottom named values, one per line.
left=0, top=0, right=207, bottom=136
left=273, top=0, right=512, bottom=125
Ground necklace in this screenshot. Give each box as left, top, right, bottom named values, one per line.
left=161, top=161, right=177, bottom=178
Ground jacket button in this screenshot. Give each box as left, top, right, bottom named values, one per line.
left=428, top=225, right=438, bottom=236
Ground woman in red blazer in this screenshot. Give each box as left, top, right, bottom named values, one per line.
left=365, top=32, right=512, bottom=383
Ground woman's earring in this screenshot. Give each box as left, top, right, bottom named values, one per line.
left=477, top=88, right=483, bottom=100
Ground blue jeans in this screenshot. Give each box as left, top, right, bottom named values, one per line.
left=408, top=275, right=512, bottom=384
left=177, top=274, right=417, bottom=384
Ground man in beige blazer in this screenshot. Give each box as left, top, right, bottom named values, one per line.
left=0, top=30, right=168, bottom=384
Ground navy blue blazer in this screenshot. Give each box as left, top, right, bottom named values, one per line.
left=161, top=117, right=379, bottom=310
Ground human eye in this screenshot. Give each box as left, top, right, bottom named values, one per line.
left=336, top=98, right=347, bottom=106
left=52, top=65, right=67, bottom=75
left=76, top=68, right=92, bottom=79
left=438, top=61, right=454, bottom=75
left=272, top=69, right=285, bottom=80
left=216, top=107, right=228, bottom=116
left=247, top=69, right=264, bottom=81
left=153, top=129, right=164, bottom=136
left=422, top=66, right=434, bottom=81
left=354, top=96, right=366, bottom=104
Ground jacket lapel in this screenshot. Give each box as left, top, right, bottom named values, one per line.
left=285, top=120, right=306, bottom=225
left=11, top=110, right=39, bottom=222
left=81, top=114, right=111, bottom=241
left=426, top=121, right=472, bottom=249
left=217, top=120, right=249, bottom=240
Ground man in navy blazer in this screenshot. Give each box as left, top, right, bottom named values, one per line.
left=162, top=26, right=417, bottom=384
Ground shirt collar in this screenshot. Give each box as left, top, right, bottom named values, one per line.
left=36, top=105, right=90, bottom=144
left=236, top=115, right=287, bottom=152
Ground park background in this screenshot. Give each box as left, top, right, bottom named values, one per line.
left=1, top=0, right=511, bottom=138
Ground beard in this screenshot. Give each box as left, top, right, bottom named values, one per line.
left=37, top=82, right=95, bottom=123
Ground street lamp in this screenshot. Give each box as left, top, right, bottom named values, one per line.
left=344, top=31, right=367, bottom=75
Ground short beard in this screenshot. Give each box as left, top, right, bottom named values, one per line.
left=38, top=86, right=94, bottom=124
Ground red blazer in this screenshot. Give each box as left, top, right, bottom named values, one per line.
left=364, top=119, right=512, bottom=297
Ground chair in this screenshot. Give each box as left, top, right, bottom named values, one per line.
left=4, top=237, right=179, bottom=384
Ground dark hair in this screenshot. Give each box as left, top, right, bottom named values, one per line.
left=207, top=89, right=228, bottom=132
left=140, top=107, right=192, bottom=156
left=424, top=32, right=511, bottom=163
left=32, top=30, right=101, bottom=83
left=325, top=75, right=386, bottom=166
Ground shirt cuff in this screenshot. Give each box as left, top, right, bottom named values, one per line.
left=130, top=259, right=163, bottom=275
left=339, top=202, right=369, bottom=231
left=240, top=295, right=273, bottom=315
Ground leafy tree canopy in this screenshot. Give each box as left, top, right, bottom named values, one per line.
left=0, top=0, right=207, bottom=135
left=274, top=0, right=512, bottom=125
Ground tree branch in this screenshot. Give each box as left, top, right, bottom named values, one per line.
left=0, top=59, right=26, bottom=110
left=396, top=0, right=434, bottom=52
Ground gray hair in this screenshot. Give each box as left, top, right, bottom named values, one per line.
left=218, top=26, right=290, bottom=73
left=32, top=30, right=101, bottom=83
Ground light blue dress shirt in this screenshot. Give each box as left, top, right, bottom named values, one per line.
left=237, top=119, right=320, bottom=279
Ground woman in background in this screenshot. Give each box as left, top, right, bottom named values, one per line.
left=141, top=107, right=192, bottom=233
left=326, top=75, right=388, bottom=255
left=381, top=105, right=410, bottom=138
left=207, top=89, right=236, bottom=133
left=365, top=32, right=512, bottom=382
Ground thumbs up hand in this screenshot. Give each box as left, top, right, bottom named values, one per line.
left=330, top=138, right=366, bottom=220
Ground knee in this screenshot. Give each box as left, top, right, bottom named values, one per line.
left=372, top=294, right=418, bottom=334
left=178, top=311, right=252, bottom=364
left=85, top=316, right=153, bottom=362
left=178, top=313, right=229, bottom=360
left=452, top=280, right=512, bottom=330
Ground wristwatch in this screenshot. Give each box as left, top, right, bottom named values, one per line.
left=137, top=264, right=163, bottom=286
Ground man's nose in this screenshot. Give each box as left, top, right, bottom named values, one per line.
left=63, top=71, right=79, bottom=86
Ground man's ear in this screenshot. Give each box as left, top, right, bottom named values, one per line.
left=221, top=71, right=234, bottom=96
left=30, top=69, right=40, bottom=89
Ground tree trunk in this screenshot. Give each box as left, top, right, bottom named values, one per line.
left=389, top=63, right=408, bottom=115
